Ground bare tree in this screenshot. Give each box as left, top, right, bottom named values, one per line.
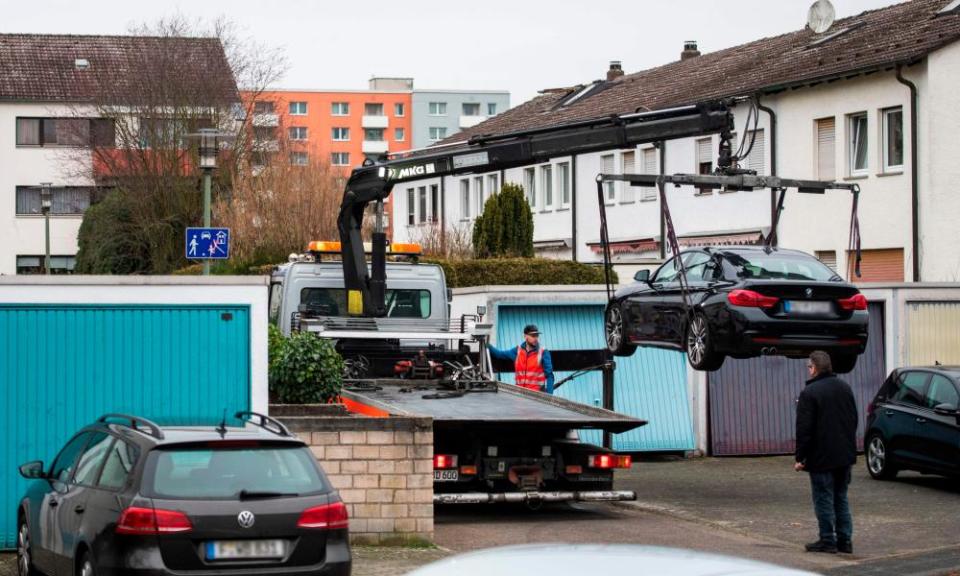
left=407, top=222, right=474, bottom=260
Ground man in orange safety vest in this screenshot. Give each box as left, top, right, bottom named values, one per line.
left=488, top=324, right=554, bottom=394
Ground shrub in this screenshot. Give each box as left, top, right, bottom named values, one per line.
left=424, top=257, right=617, bottom=288
left=269, top=330, right=344, bottom=404
left=472, top=183, right=534, bottom=258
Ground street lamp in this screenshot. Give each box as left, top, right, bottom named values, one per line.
left=40, top=182, right=52, bottom=275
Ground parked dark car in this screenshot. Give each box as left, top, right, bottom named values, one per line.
left=604, top=246, right=869, bottom=372
left=16, top=413, right=351, bottom=576
left=865, top=367, right=960, bottom=480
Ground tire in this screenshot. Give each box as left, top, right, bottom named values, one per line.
left=78, top=551, right=95, bottom=576
left=831, top=353, right=858, bottom=374
left=605, top=305, right=636, bottom=357
left=685, top=311, right=725, bottom=371
left=17, top=519, right=38, bottom=576
left=866, top=434, right=898, bottom=480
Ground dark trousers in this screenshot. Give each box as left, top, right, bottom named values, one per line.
left=809, top=466, right=853, bottom=544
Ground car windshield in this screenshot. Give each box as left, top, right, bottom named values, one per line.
left=723, top=251, right=841, bottom=282
left=144, top=444, right=325, bottom=500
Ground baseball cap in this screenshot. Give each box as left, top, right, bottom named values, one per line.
left=523, top=324, right=541, bottom=336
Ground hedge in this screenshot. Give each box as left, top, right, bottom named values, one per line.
left=424, top=257, right=617, bottom=288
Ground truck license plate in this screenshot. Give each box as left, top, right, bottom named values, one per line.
left=206, top=539, right=286, bottom=560
left=434, top=470, right=459, bottom=482
left=785, top=300, right=831, bottom=315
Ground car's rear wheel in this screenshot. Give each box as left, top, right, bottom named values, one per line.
left=17, top=519, right=37, bottom=576
left=685, top=311, right=724, bottom=371
left=831, top=353, right=858, bottom=374
left=866, top=434, right=898, bottom=480
left=78, top=552, right=96, bottom=576
left=605, top=305, right=636, bottom=357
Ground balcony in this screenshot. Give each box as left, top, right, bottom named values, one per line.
left=362, top=115, right=389, bottom=129
left=459, top=115, right=488, bottom=129
left=253, top=139, right=280, bottom=152
left=252, top=113, right=279, bottom=127
left=362, top=140, right=389, bottom=154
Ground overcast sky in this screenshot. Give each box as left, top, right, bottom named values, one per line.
left=3, top=0, right=901, bottom=104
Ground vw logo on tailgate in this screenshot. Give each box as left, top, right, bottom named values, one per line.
left=237, top=510, right=255, bottom=529
left=805, top=288, right=813, bottom=299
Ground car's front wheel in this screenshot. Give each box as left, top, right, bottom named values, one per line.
left=831, top=353, right=859, bottom=374
left=605, top=305, right=636, bottom=357
left=685, top=311, right=725, bottom=371
left=866, top=434, right=898, bottom=480
left=17, top=519, right=38, bottom=576
left=78, top=552, right=96, bottom=576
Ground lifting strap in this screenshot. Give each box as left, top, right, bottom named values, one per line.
left=658, top=179, right=693, bottom=317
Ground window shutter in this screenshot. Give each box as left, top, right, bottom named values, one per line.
left=817, top=118, right=836, bottom=180
left=697, top=138, right=713, bottom=164
left=640, top=148, right=657, bottom=201
left=602, top=155, right=615, bottom=201
left=747, top=129, right=765, bottom=173
left=621, top=151, right=636, bottom=202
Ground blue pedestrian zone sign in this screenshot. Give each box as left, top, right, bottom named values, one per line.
left=186, top=227, right=230, bottom=260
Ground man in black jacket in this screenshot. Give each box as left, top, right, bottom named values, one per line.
left=795, top=350, right=858, bottom=554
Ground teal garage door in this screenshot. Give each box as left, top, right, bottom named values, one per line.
left=0, top=305, right=251, bottom=549
left=495, top=304, right=694, bottom=452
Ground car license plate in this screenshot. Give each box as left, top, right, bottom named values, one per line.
left=434, top=470, right=459, bottom=482
left=785, top=300, right=832, bottom=315
left=206, top=539, right=286, bottom=561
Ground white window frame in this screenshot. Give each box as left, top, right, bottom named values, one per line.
left=601, top=154, right=616, bottom=203
left=394, top=127, right=405, bottom=142
left=620, top=150, right=636, bottom=203
left=486, top=173, right=499, bottom=198
left=332, top=127, right=350, bottom=141
left=289, top=101, right=308, bottom=115
left=429, top=184, right=440, bottom=222
left=364, top=103, right=385, bottom=117
left=331, top=152, right=350, bottom=166
left=557, top=162, right=571, bottom=208
left=289, top=126, right=308, bottom=141
left=417, top=186, right=428, bottom=224
left=881, top=107, right=904, bottom=173
left=540, top=165, right=554, bottom=211
left=816, top=117, right=836, bottom=181
left=364, top=128, right=385, bottom=142
left=474, top=176, right=484, bottom=214
left=462, top=102, right=481, bottom=116
left=394, top=103, right=405, bottom=117
left=847, top=112, right=869, bottom=177
left=460, top=179, right=471, bottom=220
left=290, top=151, right=308, bottom=166
left=429, top=102, right=447, bottom=116
left=331, top=102, right=349, bottom=116
left=523, top=167, right=537, bottom=208
left=487, top=103, right=497, bottom=116
left=429, top=127, right=447, bottom=141
left=640, top=147, right=657, bottom=202
left=406, top=188, right=416, bottom=226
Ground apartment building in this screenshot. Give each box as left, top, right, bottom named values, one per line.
left=411, top=90, right=510, bottom=148
left=393, top=0, right=960, bottom=283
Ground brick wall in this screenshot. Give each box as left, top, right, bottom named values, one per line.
left=275, top=406, right=434, bottom=544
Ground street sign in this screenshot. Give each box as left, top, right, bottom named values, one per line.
left=186, top=227, right=230, bottom=260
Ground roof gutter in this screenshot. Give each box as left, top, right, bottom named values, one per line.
left=895, top=64, right=920, bottom=282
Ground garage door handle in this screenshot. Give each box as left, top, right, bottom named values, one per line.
left=916, top=417, right=927, bottom=424
left=74, top=505, right=85, bottom=514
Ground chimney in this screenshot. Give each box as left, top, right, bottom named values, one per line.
left=606, top=60, right=624, bottom=81
left=681, top=41, right=701, bottom=61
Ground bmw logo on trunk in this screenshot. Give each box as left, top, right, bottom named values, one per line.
left=805, top=288, right=813, bottom=298
left=238, top=510, right=255, bottom=529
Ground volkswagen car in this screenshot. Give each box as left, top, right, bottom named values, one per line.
left=604, top=246, right=868, bottom=372
left=16, top=413, right=351, bottom=576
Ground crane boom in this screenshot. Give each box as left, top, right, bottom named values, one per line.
left=338, top=101, right=734, bottom=317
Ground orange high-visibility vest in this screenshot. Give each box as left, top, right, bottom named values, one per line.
left=515, top=345, right=547, bottom=391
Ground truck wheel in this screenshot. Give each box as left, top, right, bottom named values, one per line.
left=605, top=305, right=636, bottom=357
left=831, top=353, right=858, bottom=374
left=685, top=312, right=724, bottom=371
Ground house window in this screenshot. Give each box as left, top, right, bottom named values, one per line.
left=332, top=127, right=350, bottom=141
left=289, top=101, right=307, bottom=115
left=558, top=162, right=570, bottom=207
left=429, top=127, right=447, bottom=141
left=430, top=184, right=440, bottom=222
left=16, top=255, right=76, bottom=275
left=462, top=102, right=481, bottom=116
left=394, top=127, right=405, bottom=141
left=882, top=107, right=904, bottom=172
left=460, top=179, right=471, bottom=219
left=815, top=250, right=838, bottom=272
left=364, top=128, right=385, bottom=142
left=848, top=112, right=868, bottom=176
left=254, top=101, right=275, bottom=114
left=16, top=186, right=98, bottom=215
left=487, top=103, right=497, bottom=116
left=406, top=188, right=416, bottom=225
left=16, top=118, right=114, bottom=147
left=289, top=126, right=308, bottom=141
left=486, top=174, right=499, bottom=199
left=601, top=154, right=615, bottom=202
left=696, top=138, right=713, bottom=194
left=640, top=147, right=657, bottom=201
left=524, top=167, right=537, bottom=208
left=331, top=152, right=350, bottom=166
left=290, top=151, right=308, bottom=166
left=418, top=186, right=428, bottom=224
left=621, top=151, right=636, bottom=203
left=364, top=103, right=384, bottom=116
left=744, top=129, right=765, bottom=174
left=816, top=117, right=836, bottom=180
left=331, top=102, right=350, bottom=116
left=429, top=102, right=447, bottom=116
left=253, top=126, right=276, bottom=141
left=474, top=176, right=484, bottom=214
left=394, top=103, right=405, bottom=117
left=541, top=165, right=553, bottom=209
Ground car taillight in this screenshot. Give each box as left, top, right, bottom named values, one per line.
left=838, top=293, right=868, bottom=311
left=116, top=507, right=192, bottom=535
left=434, top=454, right=458, bottom=469
left=587, top=454, right=632, bottom=469
left=297, top=502, right=349, bottom=530
left=728, top=289, right=780, bottom=309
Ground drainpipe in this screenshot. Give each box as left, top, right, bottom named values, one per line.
left=896, top=65, right=920, bottom=282
left=440, top=176, right=446, bottom=255
left=658, top=141, right=667, bottom=260
left=571, top=154, right=578, bottom=262
left=756, top=98, right=778, bottom=235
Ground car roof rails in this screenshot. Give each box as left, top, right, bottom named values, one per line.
left=234, top=411, right=292, bottom=437
left=98, top=414, right=165, bottom=440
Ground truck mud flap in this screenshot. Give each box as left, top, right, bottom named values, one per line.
left=433, top=490, right=636, bottom=504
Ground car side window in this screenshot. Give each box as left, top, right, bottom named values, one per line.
left=925, top=375, right=960, bottom=409
left=653, top=255, right=682, bottom=284
left=49, top=432, right=92, bottom=484
left=97, top=439, right=140, bottom=490
left=892, top=371, right=929, bottom=407
left=683, top=252, right=714, bottom=283
left=73, top=432, right=113, bottom=487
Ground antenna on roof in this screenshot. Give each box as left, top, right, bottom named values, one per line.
left=807, top=0, right=836, bottom=34
left=215, top=408, right=228, bottom=437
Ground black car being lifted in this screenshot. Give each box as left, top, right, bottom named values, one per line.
left=16, top=413, right=350, bottom=576
left=604, top=246, right=869, bottom=372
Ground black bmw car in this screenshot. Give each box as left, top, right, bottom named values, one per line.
left=17, top=413, right=351, bottom=576
left=604, top=246, right=869, bottom=372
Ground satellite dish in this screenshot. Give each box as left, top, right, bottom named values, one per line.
left=807, top=0, right=836, bottom=34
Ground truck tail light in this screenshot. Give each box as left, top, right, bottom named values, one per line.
left=297, top=502, right=349, bottom=530
left=838, top=293, right=868, bottom=311
left=459, top=465, right=478, bottom=475
left=587, top=454, right=632, bottom=469
left=434, top=454, right=458, bottom=469
left=728, top=289, right=780, bottom=309
left=116, top=507, right=192, bottom=535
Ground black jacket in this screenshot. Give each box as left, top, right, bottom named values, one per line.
left=795, top=372, right=858, bottom=472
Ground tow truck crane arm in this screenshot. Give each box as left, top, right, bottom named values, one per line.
left=338, top=101, right=735, bottom=317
